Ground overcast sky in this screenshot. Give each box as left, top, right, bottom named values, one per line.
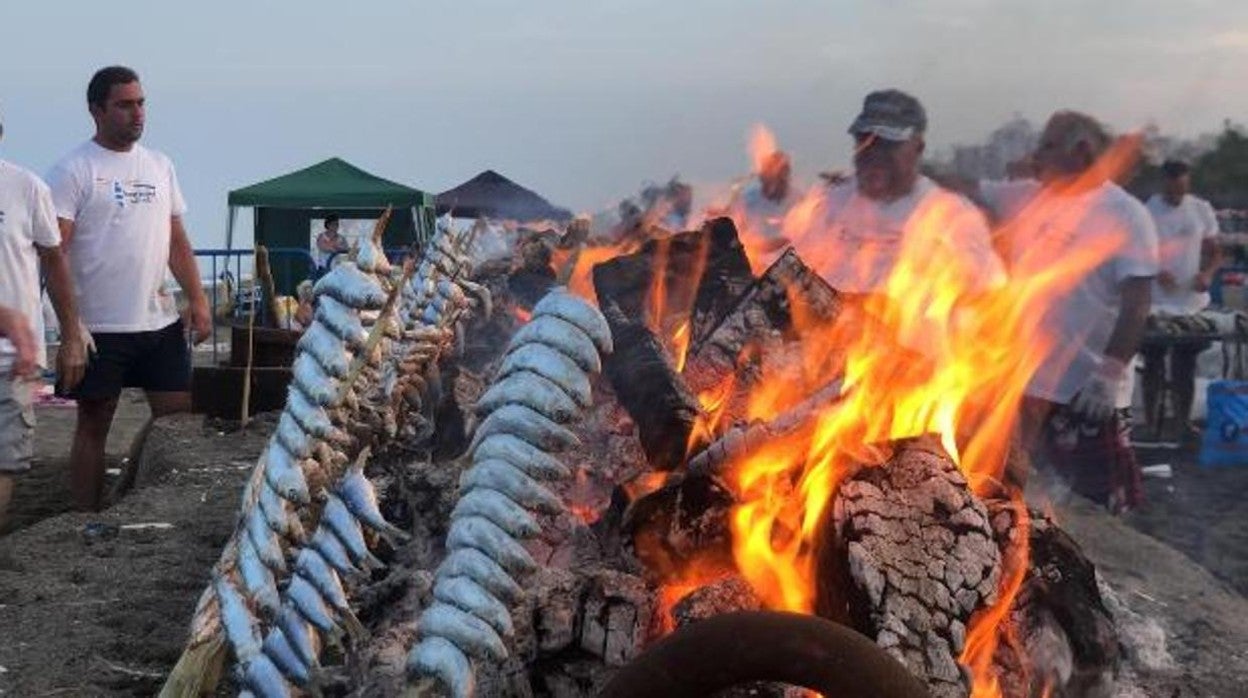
left=1, top=0, right=1245, bottom=248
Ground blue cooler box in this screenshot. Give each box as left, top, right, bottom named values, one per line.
left=1200, top=380, right=1248, bottom=468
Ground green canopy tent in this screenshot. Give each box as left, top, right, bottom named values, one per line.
left=226, top=157, right=433, bottom=293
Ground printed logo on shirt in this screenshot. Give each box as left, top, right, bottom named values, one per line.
left=0, top=210, right=6, bottom=227
left=96, top=178, right=159, bottom=208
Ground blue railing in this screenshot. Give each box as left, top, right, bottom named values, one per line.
left=193, top=245, right=417, bottom=364
left=194, top=247, right=316, bottom=364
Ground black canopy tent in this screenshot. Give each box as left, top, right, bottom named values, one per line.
left=226, top=158, right=434, bottom=292
left=435, top=169, right=572, bottom=222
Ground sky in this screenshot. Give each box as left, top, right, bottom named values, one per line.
left=1, top=0, right=1246, bottom=249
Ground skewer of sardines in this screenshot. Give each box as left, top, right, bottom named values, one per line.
left=236, top=221, right=490, bottom=696
left=163, top=216, right=406, bottom=697
left=407, top=287, right=612, bottom=698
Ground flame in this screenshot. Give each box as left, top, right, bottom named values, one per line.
left=554, top=239, right=641, bottom=302
left=686, top=372, right=739, bottom=456
left=717, top=136, right=1142, bottom=696
left=748, top=123, right=780, bottom=176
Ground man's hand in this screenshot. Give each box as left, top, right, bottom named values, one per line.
left=186, top=298, right=212, bottom=346
left=0, top=306, right=39, bottom=380
left=1069, top=356, right=1128, bottom=423
left=55, top=321, right=94, bottom=391
left=1157, top=270, right=1178, bottom=291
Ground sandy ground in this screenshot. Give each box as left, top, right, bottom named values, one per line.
left=0, top=400, right=1246, bottom=696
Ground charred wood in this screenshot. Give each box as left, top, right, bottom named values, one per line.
left=822, top=436, right=1002, bottom=698
left=598, top=301, right=700, bottom=471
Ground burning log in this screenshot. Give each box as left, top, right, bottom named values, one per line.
left=988, top=505, right=1120, bottom=697
left=598, top=300, right=700, bottom=471
left=590, top=217, right=753, bottom=331
left=821, top=436, right=1002, bottom=698
left=681, top=247, right=842, bottom=433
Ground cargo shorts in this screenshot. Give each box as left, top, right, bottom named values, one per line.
left=0, top=377, right=36, bottom=474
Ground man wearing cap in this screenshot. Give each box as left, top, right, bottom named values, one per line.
left=791, top=88, right=1004, bottom=303
left=1139, top=159, right=1222, bottom=438
left=972, top=111, right=1159, bottom=512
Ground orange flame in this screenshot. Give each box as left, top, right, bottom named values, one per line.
left=748, top=123, right=780, bottom=176
left=720, top=136, right=1143, bottom=696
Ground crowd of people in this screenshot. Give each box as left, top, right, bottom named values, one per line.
left=0, top=67, right=1230, bottom=525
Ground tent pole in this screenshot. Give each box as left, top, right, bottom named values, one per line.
left=225, top=206, right=237, bottom=251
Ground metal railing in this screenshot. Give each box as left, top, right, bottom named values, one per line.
left=194, top=247, right=317, bottom=365
left=193, top=246, right=415, bottom=365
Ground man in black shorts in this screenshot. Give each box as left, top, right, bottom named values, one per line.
left=47, top=66, right=210, bottom=510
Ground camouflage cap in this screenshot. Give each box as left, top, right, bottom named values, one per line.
left=848, top=89, right=927, bottom=141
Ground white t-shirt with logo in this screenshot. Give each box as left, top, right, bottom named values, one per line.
left=1145, top=193, right=1219, bottom=314
left=982, top=180, right=1159, bottom=405
left=46, top=141, right=186, bottom=333
left=0, top=160, right=61, bottom=371
left=794, top=175, right=1005, bottom=295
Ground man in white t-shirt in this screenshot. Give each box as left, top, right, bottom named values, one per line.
left=1139, top=159, right=1222, bottom=437
left=789, top=89, right=1005, bottom=319
left=975, top=111, right=1159, bottom=511
left=46, top=66, right=211, bottom=511
left=0, top=117, right=88, bottom=529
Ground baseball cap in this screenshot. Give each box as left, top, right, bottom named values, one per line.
left=848, top=89, right=927, bottom=141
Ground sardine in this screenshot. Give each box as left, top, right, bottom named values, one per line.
left=263, top=444, right=311, bottom=505
left=531, top=288, right=613, bottom=354
left=435, top=548, right=522, bottom=603
left=451, top=488, right=540, bottom=538
left=433, top=575, right=514, bottom=638
left=297, top=323, right=353, bottom=379
left=287, top=575, right=337, bottom=634
left=314, top=263, right=387, bottom=309
left=322, top=494, right=383, bottom=569
left=337, top=466, right=410, bottom=544
left=237, top=535, right=281, bottom=616
left=240, top=652, right=293, bottom=698
left=309, top=527, right=368, bottom=579
left=445, top=516, right=536, bottom=576
left=287, top=386, right=348, bottom=444
left=314, top=297, right=368, bottom=349
left=274, top=412, right=313, bottom=459
left=294, top=548, right=366, bottom=639
left=407, top=636, right=473, bottom=698
left=261, top=625, right=311, bottom=686
left=258, top=482, right=306, bottom=542
left=246, top=506, right=288, bottom=573
left=469, top=403, right=579, bottom=454
left=474, top=371, right=580, bottom=424
left=214, top=575, right=262, bottom=661
left=496, top=344, right=592, bottom=408
left=511, top=315, right=601, bottom=373
left=418, top=602, right=507, bottom=661
left=276, top=606, right=321, bottom=670
left=471, top=433, right=570, bottom=480
left=460, top=459, right=563, bottom=514
left=292, top=354, right=341, bottom=407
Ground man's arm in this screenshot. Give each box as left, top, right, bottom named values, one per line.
left=168, top=216, right=211, bottom=344
left=36, top=244, right=87, bottom=389
left=1103, top=276, right=1152, bottom=364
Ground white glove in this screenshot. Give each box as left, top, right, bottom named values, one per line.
left=1069, top=356, right=1128, bottom=422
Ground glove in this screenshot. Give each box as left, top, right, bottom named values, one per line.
left=1068, top=356, right=1128, bottom=423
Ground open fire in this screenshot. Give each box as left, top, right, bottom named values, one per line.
left=545, top=126, right=1147, bottom=696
